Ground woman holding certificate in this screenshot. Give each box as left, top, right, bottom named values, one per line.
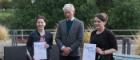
left=26, top=16, right=53, bottom=60
left=90, top=13, right=118, bottom=60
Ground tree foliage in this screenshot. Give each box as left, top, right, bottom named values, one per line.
left=11, top=0, right=98, bottom=29
left=1, top=0, right=140, bottom=29
left=107, top=0, right=140, bottom=29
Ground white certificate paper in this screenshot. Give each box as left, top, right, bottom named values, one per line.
left=34, top=42, right=47, bottom=60
left=82, top=43, right=96, bottom=60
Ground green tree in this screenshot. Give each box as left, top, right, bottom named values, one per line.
left=96, top=0, right=113, bottom=13
left=0, top=0, right=12, bottom=9
left=11, top=0, right=98, bottom=29
left=107, top=0, right=140, bottom=29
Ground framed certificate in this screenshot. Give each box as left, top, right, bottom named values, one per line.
left=34, top=42, right=47, bottom=60
left=82, top=43, right=96, bottom=60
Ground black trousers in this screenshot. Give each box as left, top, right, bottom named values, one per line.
left=60, top=55, right=80, bottom=60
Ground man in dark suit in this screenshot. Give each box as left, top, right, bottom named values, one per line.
left=55, top=4, right=84, bottom=60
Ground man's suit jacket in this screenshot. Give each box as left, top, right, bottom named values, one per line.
left=55, top=18, right=84, bottom=56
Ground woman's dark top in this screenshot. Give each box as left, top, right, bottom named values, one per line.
left=90, top=29, right=117, bottom=60
left=26, top=30, right=53, bottom=60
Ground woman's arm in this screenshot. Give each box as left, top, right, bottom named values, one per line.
left=48, top=33, right=53, bottom=49
left=96, top=47, right=117, bottom=55
left=26, top=33, right=34, bottom=57
left=104, top=30, right=118, bottom=55
left=104, top=48, right=117, bottom=55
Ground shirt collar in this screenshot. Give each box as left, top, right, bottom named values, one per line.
left=67, top=17, right=75, bottom=21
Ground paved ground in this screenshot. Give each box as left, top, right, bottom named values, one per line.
left=1, top=40, right=139, bottom=60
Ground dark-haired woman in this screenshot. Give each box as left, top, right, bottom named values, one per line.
left=26, top=16, right=53, bottom=60
left=90, top=13, right=118, bottom=60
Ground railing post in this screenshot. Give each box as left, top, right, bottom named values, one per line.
left=122, top=38, right=131, bottom=54
left=12, top=30, right=17, bottom=46
left=122, top=39, right=126, bottom=54
left=126, top=38, right=131, bottom=54
left=21, top=29, right=24, bottom=40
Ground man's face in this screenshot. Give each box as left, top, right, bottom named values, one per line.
left=64, top=10, right=74, bottom=18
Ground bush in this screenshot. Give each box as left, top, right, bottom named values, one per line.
left=0, top=25, right=9, bottom=40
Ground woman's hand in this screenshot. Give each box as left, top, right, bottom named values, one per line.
left=96, top=47, right=105, bottom=55
left=44, top=43, right=49, bottom=48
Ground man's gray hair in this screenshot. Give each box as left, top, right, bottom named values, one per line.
left=63, top=4, right=75, bottom=12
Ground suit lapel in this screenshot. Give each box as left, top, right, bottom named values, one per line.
left=67, top=19, right=78, bottom=40
left=65, top=19, right=77, bottom=39
left=45, top=32, right=49, bottom=43
left=62, top=20, right=67, bottom=34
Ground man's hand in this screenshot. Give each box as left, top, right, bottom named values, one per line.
left=62, top=47, right=72, bottom=56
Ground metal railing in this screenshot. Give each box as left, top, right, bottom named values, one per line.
left=7, top=29, right=140, bottom=60
left=114, top=54, right=140, bottom=60
left=9, top=29, right=140, bottom=37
